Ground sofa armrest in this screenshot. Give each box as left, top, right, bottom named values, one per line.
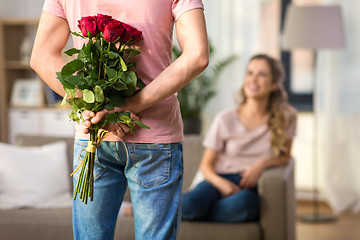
left=258, top=158, right=295, bottom=240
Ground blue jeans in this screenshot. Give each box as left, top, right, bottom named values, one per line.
left=72, top=140, right=183, bottom=240
left=182, top=174, right=259, bottom=223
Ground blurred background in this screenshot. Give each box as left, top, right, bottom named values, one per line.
left=0, top=0, right=359, bottom=239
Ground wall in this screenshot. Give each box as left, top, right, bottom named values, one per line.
left=0, top=0, right=43, bottom=18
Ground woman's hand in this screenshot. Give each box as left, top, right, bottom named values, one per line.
left=240, top=159, right=266, bottom=189
left=213, top=176, right=241, bottom=197
left=82, top=108, right=139, bottom=138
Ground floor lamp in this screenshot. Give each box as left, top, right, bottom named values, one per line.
left=282, top=5, right=346, bottom=222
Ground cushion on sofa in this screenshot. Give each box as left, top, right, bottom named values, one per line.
left=0, top=141, right=72, bottom=209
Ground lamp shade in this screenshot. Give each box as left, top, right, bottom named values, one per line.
left=282, top=5, right=346, bottom=49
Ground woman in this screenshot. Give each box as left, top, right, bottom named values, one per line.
left=182, top=54, right=297, bottom=223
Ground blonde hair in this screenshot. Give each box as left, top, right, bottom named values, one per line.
left=239, top=54, right=288, bottom=156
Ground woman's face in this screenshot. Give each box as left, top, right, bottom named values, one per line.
left=243, top=59, right=277, bottom=100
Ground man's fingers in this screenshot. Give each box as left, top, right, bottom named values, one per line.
left=83, top=110, right=95, bottom=119
left=130, top=112, right=140, bottom=121
left=91, top=110, right=108, bottom=124
left=114, top=123, right=125, bottom=138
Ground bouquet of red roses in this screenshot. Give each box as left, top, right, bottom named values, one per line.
left=57, top=14, right=149, bottom=204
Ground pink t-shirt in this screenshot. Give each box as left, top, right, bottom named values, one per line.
left=203, top=106, right=297, bottom=174
left=43, top=0, right=204, bottom=143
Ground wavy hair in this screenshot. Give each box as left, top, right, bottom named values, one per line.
left=239, top=54, right=288, bottom=156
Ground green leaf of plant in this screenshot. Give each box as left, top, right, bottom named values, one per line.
left=96, top=80, right=107, bottom=89
left=135, top=120, right=151, bottom=129
left=119, top=56, right=127, bottom=71
left=68, top=98, right=84, bottom=112
left=113, top=81, right=128, bottom=91
left=83, top=89, right=95, bottom=103
left=107, top=68, right=117, bottom=81
left=93, top=86, right=105, bottom=102
left=136, top=78, right=146, bottom=90
left=68, top=111, right=80, bottom=124
left=104, top=102, right=114, bottom=110
left=109, top=95, right=125, bottom=107
left=65, top=75, right=85, bottom=86
left=71, top=31, right=85, bottom=39
left=101, top=119, right=108, bottom=128
left=84, top=103, right=96, bottom=111
left=124, top=48, right=141, bottom=58
left=64, top=48, right=80, bottom=56
left=118, top=112, right=131, bottom=124
left=61, top=59, right=85, bottom=76
left=90, top=68, right=99, bottom=80
left=106, top=113, right=118, bottom=124
left=109, top=51, right=119, bottom=59
left=128, top=71, right=137, bottom=87
left=61, top=94, right=68, bottom=106
left=65, top=88, right=77, bottom=98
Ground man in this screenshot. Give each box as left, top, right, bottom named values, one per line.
left=30, top=0, right=208, bottom=239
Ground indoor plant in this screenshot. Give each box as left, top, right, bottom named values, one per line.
left=173, top=41, right=237, bottom=134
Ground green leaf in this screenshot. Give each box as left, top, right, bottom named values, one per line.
left=109, top=51, right=119, bottom=59
left=65, top=75, right=85, bottom=86
left=128, top=71, right=137, bottom=87
left=93, top=86, right=105, bottom=102
left=61, top=59, right=85, bottom=76
left=137, top=78, right=146, bottom=90
left=68, top=111, right=80, bottom=124
left=90, top=68, right=99, bottom=80
left=71, top=31, right=85, bottom=38
left=118, top=112, right=131, bottom=124
left=101, top=119, right=108, bottom=128
left=65, top=88, right=76, bottom=97
left=109, top=95, right=125, bottom=107
left=119, top=56, right=127, bottom=71
left=68, top=98, right=84, bottom=112
left=135, top=120, right=151, bottom=129
left=84, top=102, right=96, bottom=110
left=104, top=102, right=114, bottom=110
left=106, top=68, right=117, bottom=81
left=61, top=94, right=68, bottom=106
left=96, top=80, right=107, bottom=89
left=83, top=89, right=95, bottom=103
left=64, top=48, right=80, bottom=56
left=124, top=48, right=141, bottom=58
left=106, top=113, right=118, bottom=124
left=113, top=81, right=128, bottom=91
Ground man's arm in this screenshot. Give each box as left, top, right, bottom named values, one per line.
left=87, top=8, right=209, bottom=125
left=126, top=8, right=209, bottom=114
left=30, top=11, right=70, bottom=96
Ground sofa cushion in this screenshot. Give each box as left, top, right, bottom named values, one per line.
left=0, top=141, right=72, bottom=209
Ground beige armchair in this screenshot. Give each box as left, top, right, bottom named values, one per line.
left=178, top=135, right=296, bottom=240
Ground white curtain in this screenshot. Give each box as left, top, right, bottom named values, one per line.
left=317, top=0, right=360, bottom=213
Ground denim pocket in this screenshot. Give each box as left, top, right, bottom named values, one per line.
left=73, top=140, right=107, bottom=181
left=128, top=143, right=171, bottom=189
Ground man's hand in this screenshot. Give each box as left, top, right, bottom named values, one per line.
left=82, top=108, right=139, bottom=138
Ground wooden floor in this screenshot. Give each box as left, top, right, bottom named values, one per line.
left=296, top=201, right=360, bottom=240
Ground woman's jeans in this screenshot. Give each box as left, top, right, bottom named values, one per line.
left=182, top=174, right=259, bottom=223
left=72, top=140, right=183, bottom=240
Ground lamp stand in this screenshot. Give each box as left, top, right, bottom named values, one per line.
left=298, top=52, right=337, bottom=223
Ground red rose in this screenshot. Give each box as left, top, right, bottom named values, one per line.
left=103, top=20, right=125, bottom=43
left=96, top=14, right=113, bottom=32
left=78, top=16, right=98, bottom=37
left=120, top=23, right=143, bottom=44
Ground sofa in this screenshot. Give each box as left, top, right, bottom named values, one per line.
left=0, top=135, right=295, bottom=240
